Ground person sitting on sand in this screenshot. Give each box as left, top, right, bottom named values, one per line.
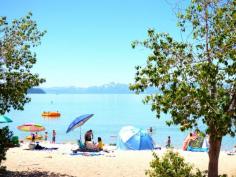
left=85, top=137, right=104, bottom=151
left=72, top=138, right=104, bottom=153
left=85, top=130, right=93, bottom=142
left=34, top=142, right=58, bottom=150
left=35, top=142, right=45, bottom=150
left=96, top=137, right=104, bottom=151
left=85, top=141, right=97, bottom=150
left=84, top=130, right=94, bottom=148
left=182, top=133, right=195, bottom=150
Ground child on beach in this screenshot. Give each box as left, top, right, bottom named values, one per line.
left=52, top=130, right=56, bottom=143
left=96, top=137, right=104, bottom=151
left=44, top=132, right=48, bottom=141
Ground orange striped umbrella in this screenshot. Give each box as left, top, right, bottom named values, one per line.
left=17, top=123, right=45, bottom=132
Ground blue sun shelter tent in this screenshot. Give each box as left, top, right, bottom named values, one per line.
left=117, top=126, right=154, bottom=150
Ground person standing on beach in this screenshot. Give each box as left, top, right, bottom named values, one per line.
left=31, top=133, right=35, bottom=142
left=52, top=130, right=56, bottom=143
left=166, top=136, right=171, bottom=148
left=147, top=127, right=154, bottom=137
left=44, top=132, right=48, bottom=141
left=149, top=127, right=153, bottom=133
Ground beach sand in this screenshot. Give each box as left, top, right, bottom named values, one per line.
left=2, top=143, right=236, bottom=177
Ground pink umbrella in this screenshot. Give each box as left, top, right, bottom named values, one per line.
left=17, top=123, right=45, bottom=132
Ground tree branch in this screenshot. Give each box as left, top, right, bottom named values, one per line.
left=225, top=84, right=236, bottom=115
left=204, top=1, right=211, bottom=63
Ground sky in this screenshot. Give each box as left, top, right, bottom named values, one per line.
left=0, top=0, right=188, bottom=87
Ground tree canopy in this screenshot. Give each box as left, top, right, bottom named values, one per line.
left=0, top=13, right=46, bottom=115
left=130, top=0, right=235, bottom=176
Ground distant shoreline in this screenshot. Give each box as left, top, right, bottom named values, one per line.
left=28, top=93, right=148, bottom=94
left=28, top=83, right=157, bottom=94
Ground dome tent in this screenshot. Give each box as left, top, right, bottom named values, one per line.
left=117, top=126, right=154, bottom=150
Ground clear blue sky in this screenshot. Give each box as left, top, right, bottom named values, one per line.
left=0, top=0, right=187, bottom=87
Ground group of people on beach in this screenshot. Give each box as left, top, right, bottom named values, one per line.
left=31, top=130, right=56, bottom=143
left=71, top=129, right=105, bottom=153
left=148, top=126, right=172, bottom=148
left=83, top=129, right=104, bottom=151
left=31, top=128, right=104, bottom=152
left=182, top=129, right=210, bottom=151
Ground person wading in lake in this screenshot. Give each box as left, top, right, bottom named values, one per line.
left=52, top=130, right=56, bottom=143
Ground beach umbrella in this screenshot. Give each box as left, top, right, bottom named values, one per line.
left=0, top=115, right=13, bottom=123
left=117, top=126, right=154, bottom=150
left=66, top=114, right=94, bottom=140
left=17, top=123, right=45, bottom=132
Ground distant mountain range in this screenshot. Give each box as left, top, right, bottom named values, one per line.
left=28, top=83, right=157, bottom=94
left=27, top=88, right=46, bottom=94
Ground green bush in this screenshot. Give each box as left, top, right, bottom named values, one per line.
left=146, top=150, right=206, bottom=177
left=0, top=126, right=13, bottom=171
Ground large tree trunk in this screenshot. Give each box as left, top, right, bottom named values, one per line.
left=208, top=135, right=222, bottom=177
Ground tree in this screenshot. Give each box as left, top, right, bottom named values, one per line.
left=0, top=13, right=45, bottom=169
left=0, top=127, right=13, bottom=171
left=130, top=0, right=235, bottom=176
left=0, top=13, right=46, bottom=115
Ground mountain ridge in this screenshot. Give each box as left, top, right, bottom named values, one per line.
left=32, top=83, right=156, bottom=94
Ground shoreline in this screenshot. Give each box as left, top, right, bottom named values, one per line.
left=2, top=143, right=236, bottom=177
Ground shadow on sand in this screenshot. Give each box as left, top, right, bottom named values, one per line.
left=0, top=170, right=75, bottom=177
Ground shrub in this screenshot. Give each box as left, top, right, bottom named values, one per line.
left=0, top=126, right=13, bottom=171
left=146, top=150, right=206, bottom=177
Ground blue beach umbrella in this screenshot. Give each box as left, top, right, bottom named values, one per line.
left=66, top=114, right=94, bottom=140
left=117, top=126, right=154, bottom=150
left=0, top=115, right=13, bottom=123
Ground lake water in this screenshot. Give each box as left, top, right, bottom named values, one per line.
left=3, top=94, right=235, bottom=150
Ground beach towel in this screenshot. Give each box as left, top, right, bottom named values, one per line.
left=34, top=143, right=58, bottom=151
left=154, top=146, right=161, bottom=150
left=70, top=152, right=103, bottom=156
left=72, top=148, right=101, bottom=153
left=24, top=147, right=58, bottom=151
left=35, top=147, right=58, bottom=151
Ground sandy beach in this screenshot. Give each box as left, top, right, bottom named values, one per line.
left=2, top=143, right=236, bottom=177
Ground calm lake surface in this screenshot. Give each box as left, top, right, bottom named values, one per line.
left=4, top=94, right=235, bottom=150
